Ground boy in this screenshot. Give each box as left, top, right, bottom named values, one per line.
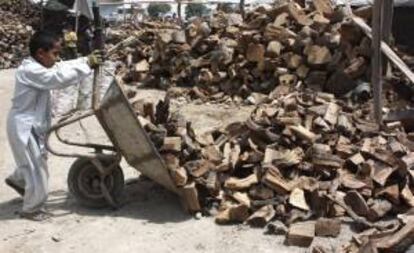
left=5, top=30, right=103, bottom=221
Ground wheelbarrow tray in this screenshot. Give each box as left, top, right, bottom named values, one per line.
left=95, top=79, right=180, bottom=195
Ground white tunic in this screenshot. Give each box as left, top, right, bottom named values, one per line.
left=7, top=57, right=92, bottom=148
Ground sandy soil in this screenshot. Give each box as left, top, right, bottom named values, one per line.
left=0, top=68, right=353, bottom=253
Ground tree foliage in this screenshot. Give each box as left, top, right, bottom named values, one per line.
left=147, top=3, right=171, bottom=18
left=185, top=3, right=210, bottom=19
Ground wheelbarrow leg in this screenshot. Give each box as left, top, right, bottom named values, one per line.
left=91, top=158, right=120, bottom=209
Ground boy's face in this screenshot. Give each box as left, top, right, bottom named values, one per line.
left=35, top=40, right=62, bottom=68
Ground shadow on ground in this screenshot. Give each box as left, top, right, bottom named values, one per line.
left=0, top=176, right=190, bottom=224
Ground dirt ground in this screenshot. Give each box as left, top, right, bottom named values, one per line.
left=0, top=69, right=353, bottom=253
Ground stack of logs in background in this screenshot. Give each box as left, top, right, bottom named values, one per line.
left=0, top=0, right=39, bottom=69
left=110, top=0, right=374, bottom=102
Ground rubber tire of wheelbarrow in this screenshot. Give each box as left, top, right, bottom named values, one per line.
left=68, top=157, right=124, bottom=208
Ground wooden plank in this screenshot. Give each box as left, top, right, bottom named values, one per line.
left=351, top=16, right=414, bottom=85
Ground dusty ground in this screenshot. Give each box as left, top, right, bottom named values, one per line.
left=0, top=69, right=353, bottom=253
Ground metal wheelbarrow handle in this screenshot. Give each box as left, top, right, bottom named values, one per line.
left=45, top=109, right=116, bottom=159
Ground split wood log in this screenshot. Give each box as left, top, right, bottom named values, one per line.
left=224, top=174, right=258, bottom=190
left=182, top=182, right=201, bottom=213
left=315, top=218, right=341, bottom=237
left=286, top=222, right=315, bottom=247
left=246, top=205, right=275, bottom=227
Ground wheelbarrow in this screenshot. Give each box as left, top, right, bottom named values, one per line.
left=46, top=77, right=181, bottom=208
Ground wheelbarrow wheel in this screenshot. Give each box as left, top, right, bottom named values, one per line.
left=68, top=157, right=124, bottom=208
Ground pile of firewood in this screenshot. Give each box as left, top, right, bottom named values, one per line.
left=0, top=0, right=40, bottom=69
left=113, top=0, right=374, bottom=100
left=133, top=87, right=414, bottom=251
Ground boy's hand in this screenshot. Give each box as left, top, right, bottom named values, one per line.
left=87, top=50, right=104, bottom=68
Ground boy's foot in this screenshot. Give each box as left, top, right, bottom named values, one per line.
left=20, top=211, right=53, bottom=221
left=5, top=178, right=25, bottom=196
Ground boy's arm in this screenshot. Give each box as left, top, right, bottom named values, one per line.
left=19, top=57, right=92, bottom=90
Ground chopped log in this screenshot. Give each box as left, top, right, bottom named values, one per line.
left=215, top=204, right=250, bottom=224
left=161, top=137, right=182, bottom=152
left=388, top=138, right=406, bottom=158
left=279, top=73, right=298, bottom=86
left=288, top=2, right=313, bottom=26
left=310, top=144, right=343, bottom=168
left=312, top=0, right=334, bottom=16
left=263, top=169, right=293, bottom=194
left=288, top=125, right=317, bottom=142
left=249, top=185, right=275, bottom=200
left=289, top=188, right=310, bottom=211
left=336, top=136, right=356, bottom=158
left=314, top=117, right=330, bottom=131
left=340, top=172, right=367, bottom=189
left=312, top=245, right=333, bottom=253
left=184, top=160, right=213, bottom=178
left=323, top=102, right=339, bottom=126
left=370, top=160, right=395, bottom=186
left=202, top=145, right=223, bottom=164
left=182, top=182, right=201, bottom=213
left=246, top=205, right=275, bottom=227
left=287, top=222, right=315, bottom=247
left=285, top=53, right=303, bottom=69
left=134, top=59, right=150, bottom=72
left=368, top=198, right=393, bottom=221
left=231, top=192, right=251, bottom=207
left=224, top=174, right=259, bottom=190
left=246, top=43, right=265, bottom=62
left=170, top=167, right=188, bottom=187
left=315, top=218, right=341, bottom=237
left=297, top=64, right=310, bottom=78
left=401, top=183, right=414, bottom=207
left=263, top=148, right=302, bottom=167
left=306, top=45, right=332, bottom=65
left=401, top=153, right=414, bottom=170
left=337, top=114, right=355, bottom=136
left=376, top=184, right=400, bottom=205
left=267, top=41, right=283, bottom=57
left=344, top=190, right=370, bottom=217
left=346, top=153, right=365, bottom=171
left=273, top=12, right=289, bottom=27
left=374, top=223, right=414, bottom=253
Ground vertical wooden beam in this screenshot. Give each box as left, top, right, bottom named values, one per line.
left=382, top=0, right=394, bottom=78
left=372, top=0, right=383, bottom=124
left=240, top=0, right=245, bottom=19
left=177, top=0, right=182, bottom=25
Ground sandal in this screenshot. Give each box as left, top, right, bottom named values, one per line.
left=20, top=211, right=53, bottom=221
left=5, top=178, right=25, bottom=196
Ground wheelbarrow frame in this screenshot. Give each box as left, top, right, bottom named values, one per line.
left=46, top=77, right=180, bottom=207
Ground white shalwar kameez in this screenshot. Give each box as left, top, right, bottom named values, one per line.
left=6, top=56, right=91, bottom=213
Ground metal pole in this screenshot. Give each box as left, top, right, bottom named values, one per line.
left=92, top=0, right=104, bottom=110
left=372, top=0, right=383, bottom=124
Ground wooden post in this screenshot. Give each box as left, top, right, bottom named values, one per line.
left=372, top=0, right=383, bottom=124
left=240, top=0, right=245, bottom=19
left=177, top=0, right=182, bottom=25
left=382, top=0, right=394, bottom=78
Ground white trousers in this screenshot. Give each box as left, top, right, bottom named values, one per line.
left=8, top=131, right=49, bottom=213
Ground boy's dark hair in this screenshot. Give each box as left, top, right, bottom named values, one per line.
left=29, top=31, right=60, bottom=57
